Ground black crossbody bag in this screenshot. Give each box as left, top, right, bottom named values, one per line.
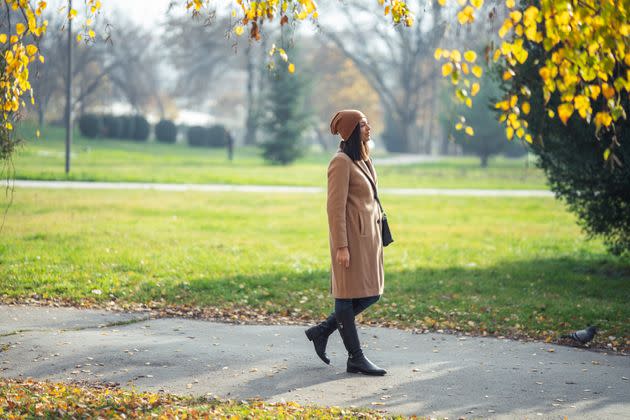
left=354, top=161, right=394, bottom=247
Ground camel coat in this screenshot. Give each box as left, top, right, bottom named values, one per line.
left=327, top=151, right=384, bottom=299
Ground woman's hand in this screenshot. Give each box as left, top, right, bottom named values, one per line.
left=336, top=246, right=350, bottom=268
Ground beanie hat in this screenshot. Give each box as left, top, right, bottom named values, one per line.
left=330, top=110, right=366, bottom=141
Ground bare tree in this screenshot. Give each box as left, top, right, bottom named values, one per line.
left=163, top=15, right=241, bottom=105
left=316, top=0, right=445, bottom=153
left=29, top=13, right=163, bottom=124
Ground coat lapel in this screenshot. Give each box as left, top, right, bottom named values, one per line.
left=356, top=160, right=376, bottom=186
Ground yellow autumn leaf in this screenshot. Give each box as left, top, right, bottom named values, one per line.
left=525, top=134, right=533, bottom=143
left=510, top=11, right=522, bottom=23
left=76, top=34, right=82, bottom=42
left=465, top=97, right=472, bottom=108
left=603, top=148, right=611, bottom=161
left=498, top=19, right=513, bottom=38
left=589, top=85, right=601, bottom=100
left=506, top=0, right=515, bottom=8
left=455, top=122, right=463, bottom=130
left=465, top=126, right=474, bottom=135
left=602, top=83, right=615, bottom=99
left=434, top=48, right=443, bottom=60
left=464, top=50, right=477, bottom=62
left=10, top=35, right=18, bottom=44
left=557, top=103, right=574, bottom=125
left=438, top=0, right=446, bottom=5
left=594, top=111, right=612, bottom=128
left=457, top=6, right=475, bottom=25
left=234, top=25, right=244, bottom=36
left=471, top=0, right=484, bottom=8
left=522, top=101, right=531, bottom=114
left=0, top=34, right=6, bottom=43
left=502, top=70, right=514, bottom=80
left=451, top=49, right=462, bottom=62
left=16, top=23, right=26, bottom=35
left=288, top=63, right=295, bottom=73
left=471, top=82, right=480, bottom=96
left=506, top=126, right=514, bottom=140
left=471, top=65, right=483, bottom=78
left=26, top=44, right=38, bottom=56
left=88, top=29, right=95, bottom=38
left=442, top=62, right=454, bottom=77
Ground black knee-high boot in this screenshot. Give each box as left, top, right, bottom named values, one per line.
left=305, top=313, right=337, bottom=365
left=335, top=308, right=386, bottom=376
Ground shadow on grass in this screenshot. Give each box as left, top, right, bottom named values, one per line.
left=128, top=255, right=630, bottom=343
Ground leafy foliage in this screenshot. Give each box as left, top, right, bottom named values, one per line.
left=155, top=119, right=177, bottom=144
left=506, top=42, right=630, bottom=256
left=435, top=0, right=630, bottom=165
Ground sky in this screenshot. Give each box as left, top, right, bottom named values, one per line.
left=48, top=0, right=181, bottom=28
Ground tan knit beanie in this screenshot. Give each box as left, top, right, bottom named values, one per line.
left=330, top=110, right=366, bottom=141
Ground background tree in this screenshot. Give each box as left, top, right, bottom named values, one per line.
left=317, top=0, right=445, bottom=153
left=306, top=43, right=382, bottom=152
left=450, top=69, right=507, bottom=167
left=261, top=45, right=311, bottom=165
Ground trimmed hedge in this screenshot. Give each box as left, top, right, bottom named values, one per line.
left=187, top=126, right=207, bottom=147
left=207, top=124, right=229, bottom=148
left=187, top=124, right=231, bottom=148
left=119, top=116, right=136, bottom=140
left=102, top=115, right=123, bottom=138
left=155, top=119, right=177, bottom=143
left=78, top=114, right=102, bottom=138
left=132, top=115, right=150, bottom=141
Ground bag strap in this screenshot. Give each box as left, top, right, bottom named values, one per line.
left=353, top=160, right=384, bottom=214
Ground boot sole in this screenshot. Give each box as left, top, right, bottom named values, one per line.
left=347, top=367, right=386, bottom=376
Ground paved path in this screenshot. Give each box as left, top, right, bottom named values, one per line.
left=10, top=180, right=554, bottom=197
left=1, top=305, right=627, bottom=419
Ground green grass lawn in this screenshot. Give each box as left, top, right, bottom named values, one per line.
left=11, top=123, right=548, bottom=189
left=1, top=189, right=628, bottom=351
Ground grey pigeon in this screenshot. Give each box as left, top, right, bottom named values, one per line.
left=561, top=326, right=598, bottom=344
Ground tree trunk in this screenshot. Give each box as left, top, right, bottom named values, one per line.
left=480, top=154, right=489, bottom=168
left=37, top=106, right=45, bottom=129
left=244, top=43, right=258, bottom=145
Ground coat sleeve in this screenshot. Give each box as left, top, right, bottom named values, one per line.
left=327, top=155, right=350, bottom=249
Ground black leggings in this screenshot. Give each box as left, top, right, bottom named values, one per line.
left=334, top=295, right=380, bottom=317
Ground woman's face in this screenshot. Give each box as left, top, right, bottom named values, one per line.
left=359, top=118, right=371, bottom=143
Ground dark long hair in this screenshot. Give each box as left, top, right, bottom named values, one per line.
left=340, top=123, right=368, bottom=161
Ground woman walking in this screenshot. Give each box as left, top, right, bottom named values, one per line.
left=305, top=109, right=386, bottom=376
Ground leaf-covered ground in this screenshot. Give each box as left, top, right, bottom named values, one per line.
left=0, top=378, right=400, bottom=419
